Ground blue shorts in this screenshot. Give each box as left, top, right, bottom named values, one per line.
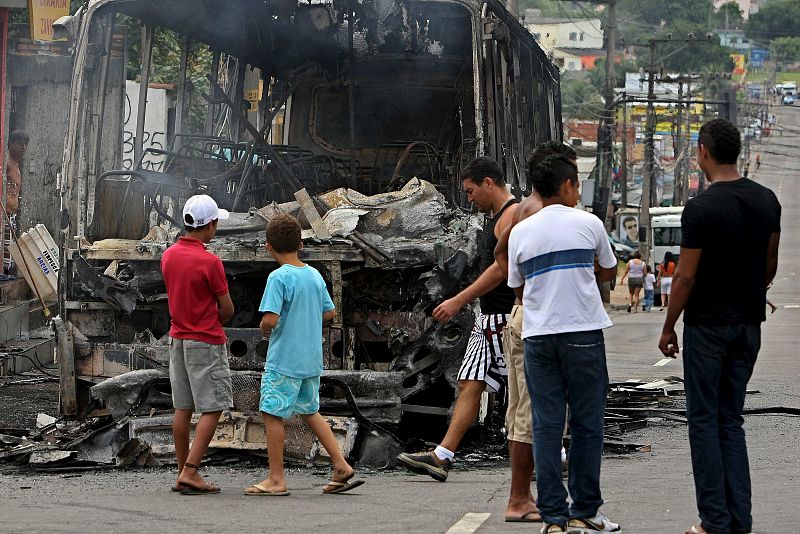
left=259, top=370, right=320, bottom=419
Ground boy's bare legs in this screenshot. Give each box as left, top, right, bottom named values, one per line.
left=172, top=409, right=193, bottom=488
left=177, top=410, right=223, bottom=489
left=249, top=413, right=289, bottom=492
left=302, top=412, right=353, bottom=480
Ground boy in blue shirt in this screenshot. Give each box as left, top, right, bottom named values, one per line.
left=244, top=213, right=364, bottom=496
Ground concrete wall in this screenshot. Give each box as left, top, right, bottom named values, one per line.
left=8, top=42, right=125, bottom=240
left=7, top=52, right=72, bottom=238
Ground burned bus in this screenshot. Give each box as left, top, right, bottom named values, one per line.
left=54, top=0, right=561, bottom=446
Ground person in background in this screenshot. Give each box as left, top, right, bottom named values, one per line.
left=643, top=265, right=656, bottom=312
left=658, top=251, right=677, bottom=309
left=620, top=251, right=645, bottom=313
left=3, top=130, right=29, bottom=275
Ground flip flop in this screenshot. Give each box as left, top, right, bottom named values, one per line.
left=171, top=485, right=189, bottom=493
left=178, top=480, right=220, bottom=495
left=323, top=479, right=365, bottom=494
left=504, top=510, right=542, bottom=523
left=243, top=483, right=290, bottom=497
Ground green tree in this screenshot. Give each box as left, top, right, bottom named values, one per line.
left=560, top=73, right=605, bottom=122
left=712, top=2, right=744, bottom=29
left=771, top=37, right=800, bottom=62
left=746, top=0, right=800, bottom=40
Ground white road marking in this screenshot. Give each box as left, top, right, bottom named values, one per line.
left=446, top=513, right=491, bottom=534
left=784, top=305, right=800, bottom=309
left=654, top=358, right=674, bottom=367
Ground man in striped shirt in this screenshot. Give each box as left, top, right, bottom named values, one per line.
left=507, top=154, right=620, bottom=533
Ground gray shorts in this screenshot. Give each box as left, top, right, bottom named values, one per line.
left=168, top=337, right=233, bottom=413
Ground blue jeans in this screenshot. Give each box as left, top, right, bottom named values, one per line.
left=683, top=324, right=760, bottom=534
left=643, top=289, right=654, bottom=310
left=524, top=330, right=609, bottom=525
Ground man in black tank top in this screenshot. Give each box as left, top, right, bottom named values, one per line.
left=398, top=158, right=532, bottom=512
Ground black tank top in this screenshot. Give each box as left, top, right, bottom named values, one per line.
left=478, top=198, right=519, bottom=313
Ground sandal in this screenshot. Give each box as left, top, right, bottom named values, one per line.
left=178, top=462, right=220, bottom=495
left=323, top=471, right=365, bottom=494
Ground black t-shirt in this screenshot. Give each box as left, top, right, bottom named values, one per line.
left=479, top=199, right=518, bottom=314
left=682, top=178, right=781, bottom=325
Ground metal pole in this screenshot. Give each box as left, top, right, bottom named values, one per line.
left=205, top=50, right=221, bottom=137
left=673, top=81, right=684, bottom=206
left=621, top=92, right=628, bottom=209
left=602, top=0, right=616, bottom=229
left=639, top=41, right=656, bottom=263
left=174, top=35, right=190, bottom=151
left=135, top=24, right=154, bottom=166
left=682, top=78, right=692, bottom=205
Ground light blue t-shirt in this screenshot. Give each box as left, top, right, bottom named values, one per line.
left=259, top=264, right=335, bottom=379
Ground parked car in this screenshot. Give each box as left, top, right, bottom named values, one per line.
left=783, top=94, right=794, bottom=106
left=609, top=236, right=635, bottom=262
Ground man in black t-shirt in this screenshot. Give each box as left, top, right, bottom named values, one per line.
left=659, top=119, right=781, bottom=534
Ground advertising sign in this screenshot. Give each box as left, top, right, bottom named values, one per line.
left=27, top=0, right=69, bottom=41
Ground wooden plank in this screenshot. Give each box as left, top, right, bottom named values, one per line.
left=294, top=188, right=332, bottom=239
left=73, top=243, right=362, bottom=263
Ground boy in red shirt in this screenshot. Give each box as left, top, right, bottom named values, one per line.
left=161, top=195, right=234, bottom=495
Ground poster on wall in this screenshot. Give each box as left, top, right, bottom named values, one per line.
left=123, top=80, right=168, bottom=172
left=618, top=215, right=639, bottom=248
left=27, top=0, right=69, bottom=41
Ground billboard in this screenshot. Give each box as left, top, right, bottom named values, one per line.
left=27, top=0, right=69, bottom=41
left=731, top=54, right=746, bottom=75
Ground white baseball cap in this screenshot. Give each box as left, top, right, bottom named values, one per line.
left=182, top=195, right=230, bottom=228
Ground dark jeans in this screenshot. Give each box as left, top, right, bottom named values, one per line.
left=683, top=324, right=761, bottom=534
left=524, top=330, right=608, bottom=525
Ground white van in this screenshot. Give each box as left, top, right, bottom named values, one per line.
left=651, top=213, right=682, bottom=268
left=783, top=82, right=797, bottom=96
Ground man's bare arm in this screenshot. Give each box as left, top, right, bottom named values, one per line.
left=433, top=262, right=505, bottom=322
left=495, top=224, right=513, bottom=278
left=323, top=309, right=336, bottom=323
left=434, top=204, right=518, bottom=322
left=217, top=292, right=234, bottom=325
left=658, top=247, right=702, bottom=357
left=766, top=232, right=780, bottom=286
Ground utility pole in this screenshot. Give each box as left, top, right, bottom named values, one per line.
left=682, top=77, right=692, bottom=205
left=559, top=0, right=616, bottom=229
left=632, top=35, right=715, bottom=262
left=621, top=91, right=628, bottom=209
left=598, top=0, right=616, bottom=230
left=673, top=81, right=684, bottom=206
left=640, top=40, right=657, bottom=263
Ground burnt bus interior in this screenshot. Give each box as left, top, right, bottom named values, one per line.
left=57, top=0, right=561, bottom=433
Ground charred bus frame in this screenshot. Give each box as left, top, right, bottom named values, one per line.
left=55, top=0, right=561, bottom=423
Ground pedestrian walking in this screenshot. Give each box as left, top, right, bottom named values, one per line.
left=244, top=213, right=364, bottom=496
left=658, top=251, right=676, bottom=309
left=643, top=265, right=656, bottom=312
left=658, top=119, right=781, bottom=534
left=3, top=130, right=29, bottom=275
left=620, top=251, right=645, bottom=313
left=494, top=141, right=577, bottom=523
left=161, top=195, right=234, bottom=495
left=507, top=154, right=620, bottom=533
left=398, top=157, right=518, bottom=484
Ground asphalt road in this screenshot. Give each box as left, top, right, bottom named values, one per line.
left=1, top=108, right=799, bottom=533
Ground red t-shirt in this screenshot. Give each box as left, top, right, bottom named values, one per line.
left=161, top=237, right=229, bottom=344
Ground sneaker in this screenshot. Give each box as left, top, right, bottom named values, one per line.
left=542, top=524, right=567, bottom=533
left=627, top=305, right=631, bottom=313
left=397, top=451, right=451, bottom=482
left=567, top=512, right=621, bottom=532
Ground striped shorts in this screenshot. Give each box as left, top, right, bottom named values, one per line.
left=456, top=312, right=509, bottom=394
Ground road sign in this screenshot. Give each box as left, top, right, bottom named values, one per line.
left=27, top=0, right=69, bottom=41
